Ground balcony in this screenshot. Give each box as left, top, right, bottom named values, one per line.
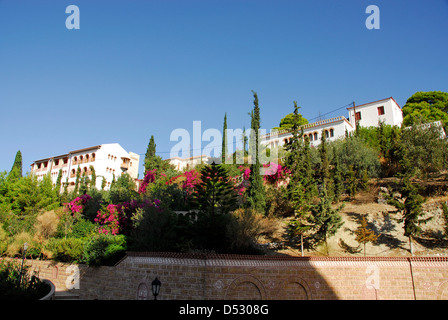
left=120, top=162, right=129, bottom=170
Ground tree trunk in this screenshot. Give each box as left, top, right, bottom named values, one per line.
left=300, top=234, right=304, bottom=257
left=409, top=236, right=414, bottom=256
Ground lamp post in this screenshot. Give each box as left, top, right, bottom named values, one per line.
left=151, top=277, right=161, bottom=300
left=18, top=242, right=28, bottom=287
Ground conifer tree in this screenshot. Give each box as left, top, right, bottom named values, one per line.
left=222, top=113, right=228, bottom=164
left=101, top=176, right=107, bottom=191
left=55, top=169, right=63, bottom=195
left=307, top=186, right=344, bottom=255
left=193, top=162, right=239, bottom=252
left=144, top=135, right=173, bottom=173
left=194, top=162, right=238, bottom=215
left=388, top=177, right=430, bottom=255
left=90, top=165, right=96, bottom=190
left=74, top=166, right=81, bottom=195
left=79, top=171, right=90, bottom=194
left=355, top=215, right=379, bottom=256
left=242, top=126, right=248, bottom=156
left=285, top=102, right=316, bottom=253
left=245, top=91, right=266, bottom=213
left=284, top=101, right=307, bottom=214
left=318, top=130, right=331, bottom=189
left=8, top=150, right=22, bottom=180
left=331, top=148, right=344, bottom=202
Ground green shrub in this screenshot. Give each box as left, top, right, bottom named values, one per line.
left=82, top=234, right=126, bottom=266
left=71, top=219, right=96, bottom=238
left=128, top=205, right=182, bottom=252
left=0, top=259, right=50, bottom=300
left=46, top=237, right=84, bottom=263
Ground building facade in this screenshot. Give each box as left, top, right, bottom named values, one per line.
left=347, top=97, right=403, bottom=128
left=261, top=97, right=404, bottom=148
left=168, top=155, right=210, bottom=171
left=30, top=143, right=140, bottom=190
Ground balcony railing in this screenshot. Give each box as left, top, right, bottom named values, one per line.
left=120, top=162, right=129, bottom=170
left=261, top=116, right=348, bottom=140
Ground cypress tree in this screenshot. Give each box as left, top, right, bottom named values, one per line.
left=55, top=169, right=63, bottom=195
left=145, top=135, right=156, bottom=161
left=101, top=176, right=107, bottom=191
left=245, top=91, right=266, bottom=213
left=144, top=135, right=170, bottom=173
left=285, top=101, right=315, bottom=252
left=9, top=150, right=22, bottom=180
left=284, top=101, right=306, bottom=214
left=242, top=126, right=248, bottom=156
left=318, top=130, right=331, bottom=188
left=74, top=166, right=81, bottom=195
left=222, top=113, right=228, bottom=164
left=90, top=165, right=96, bottom=190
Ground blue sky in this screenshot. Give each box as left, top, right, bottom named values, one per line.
left=0, top=0, right=447, bottom=177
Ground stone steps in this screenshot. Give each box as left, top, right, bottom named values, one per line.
left=54, top=291, right=80, bottom=300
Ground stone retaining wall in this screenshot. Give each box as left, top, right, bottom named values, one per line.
left=16, top=253, right=448, bottom=300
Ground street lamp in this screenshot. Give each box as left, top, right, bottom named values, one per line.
left=151, top=277, right=161, bottom=300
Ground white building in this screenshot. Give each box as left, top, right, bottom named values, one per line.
left=262, top=116, right=354, bottom=149
left=30, top=143, right=140, bottom=190
left=168, top=155, right=210, bottom=171
left=261, top=97, right=403, bottom=148
left=347, top=97, right=403, bottom=128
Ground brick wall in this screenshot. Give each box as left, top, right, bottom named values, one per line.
left=17, top=253, right=448, bottom=300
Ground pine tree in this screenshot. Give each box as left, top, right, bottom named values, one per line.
left=307, top=186, right=344, bottom=255
left=355, top=215, right=379, bottom=256
left=222, top=113, right=228, bottom=164
left=194, top=162, right=238, bottom=215
left=193, top=162, right=238, bottom=253
left=245, top=91, right=266, bottom=213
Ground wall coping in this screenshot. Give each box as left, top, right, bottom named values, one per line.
left=125, top=251, right=448, bottom=263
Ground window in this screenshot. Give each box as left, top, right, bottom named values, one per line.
left=313, top=132, right=318, bottom=141
left=330, top=128, right=334, bottom=137
left=355, top=112, right=362, bottom=121
left=378, top=106, right=385, bottom=115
